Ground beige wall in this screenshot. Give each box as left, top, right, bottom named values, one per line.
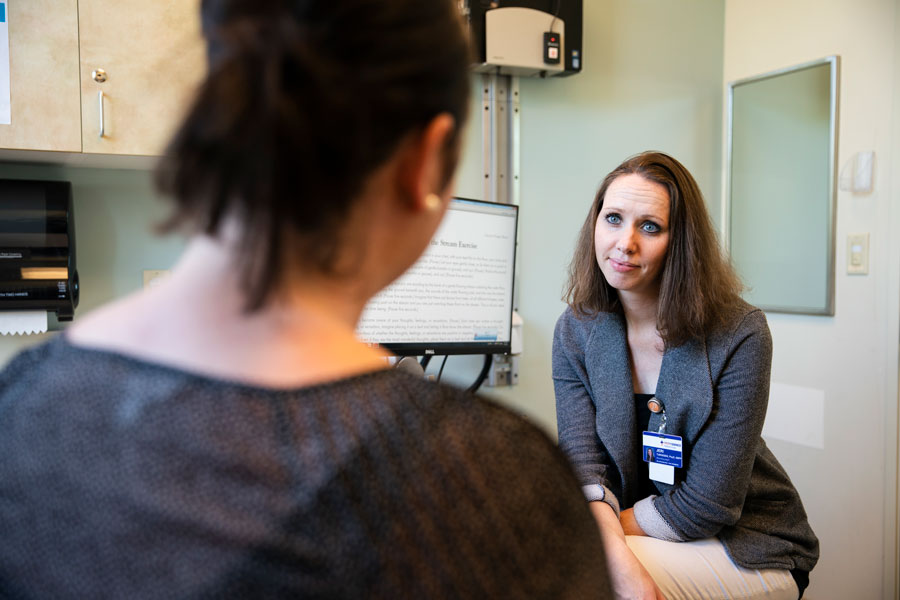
left=723, top=1, right=900, bottom=598
left=891, top=2, right=900, bottom=593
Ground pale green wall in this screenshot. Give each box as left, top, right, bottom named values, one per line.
left=441, top=0, right=726, bottom=434
left=0, top=166, right=184, bottom=364
left=0, top=0, right=726, bottom=441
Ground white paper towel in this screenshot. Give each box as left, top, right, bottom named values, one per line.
left=0, top=311, right=49, bottom=335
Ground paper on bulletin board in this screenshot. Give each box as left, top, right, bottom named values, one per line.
left=0, top=1, right=9, bottom=125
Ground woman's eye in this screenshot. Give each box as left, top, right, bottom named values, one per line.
left=605, top=213, right=621, bottom=225
left=641, top=221, right=661, bottom=233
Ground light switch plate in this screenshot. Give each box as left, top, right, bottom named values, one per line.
left=847, top=234, right=869, bottom=275
left=143, top=269, right=171, bottom=289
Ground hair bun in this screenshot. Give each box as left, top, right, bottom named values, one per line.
left=160, top=0, right=472, bottom=310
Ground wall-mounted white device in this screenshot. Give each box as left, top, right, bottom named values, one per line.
left=474, top=8, right=566, bottom=77
left=839, top=151, right=875, bottom=194
left=464, top=1, right=583, bottom=77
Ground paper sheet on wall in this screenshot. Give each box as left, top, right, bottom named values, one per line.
left=0, top=2, right=9, bottom=125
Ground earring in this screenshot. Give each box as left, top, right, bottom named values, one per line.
left=424, top=193, right=442, bottom=211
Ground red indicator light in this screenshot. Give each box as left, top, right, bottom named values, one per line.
left=551, top=37, right=556, bottom=42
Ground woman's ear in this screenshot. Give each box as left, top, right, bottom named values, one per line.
left=396, top=113, right=457, bottom=212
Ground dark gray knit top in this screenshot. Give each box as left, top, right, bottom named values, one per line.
left=0, top=337, right=611, bottom=599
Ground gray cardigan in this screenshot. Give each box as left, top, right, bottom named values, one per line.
left=553, top=303, right=819, bottom=573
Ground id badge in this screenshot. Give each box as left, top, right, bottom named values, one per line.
left=643, top=431, right=683, bottom=485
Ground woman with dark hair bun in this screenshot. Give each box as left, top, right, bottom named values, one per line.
left=0, top=1, right=611, bottom=597
left=554, top=151, right=819, bottom=599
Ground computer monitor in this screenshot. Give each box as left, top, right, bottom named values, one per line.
left=357, top=197, right=518, bottom=356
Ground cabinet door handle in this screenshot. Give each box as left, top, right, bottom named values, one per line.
left=98, top=91, right=105, bottom=139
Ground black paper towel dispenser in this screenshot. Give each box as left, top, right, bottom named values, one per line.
left=0, top=179, right=79, bottom=321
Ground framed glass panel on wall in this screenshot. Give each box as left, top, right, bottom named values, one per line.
left=726, top=56, right=839, bottom=315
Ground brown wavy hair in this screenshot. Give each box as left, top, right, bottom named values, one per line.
left=564, top=151, right=743, bottom=347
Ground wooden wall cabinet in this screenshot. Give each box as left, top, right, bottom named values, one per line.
left=79, top=0, right=205, bottom=157
left=0, top=0, right=204, bottom=159
left=0, top=0, right=82, bottom=152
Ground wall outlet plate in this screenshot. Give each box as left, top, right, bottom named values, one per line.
left=142, top=269, right=171, bottom=289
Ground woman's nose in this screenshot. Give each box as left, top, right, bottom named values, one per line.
left=616, top=227, right=637, bottom=254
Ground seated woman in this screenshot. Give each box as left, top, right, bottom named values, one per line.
left=553, top=151, right=819, bottom=600
left=0, top=1, right=612, bottom=597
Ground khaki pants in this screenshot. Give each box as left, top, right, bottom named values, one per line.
left=626, top=536, right=800, bottom=600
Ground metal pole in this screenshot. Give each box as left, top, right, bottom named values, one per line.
left=482, top=72, right=521, bottom=387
